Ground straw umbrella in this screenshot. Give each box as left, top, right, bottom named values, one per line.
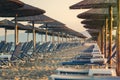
left=33, top=19, right=65, bottom=43
left=12, top=14, right=55, bottom=50
left=70, top=0, right=118, bottom=68
left=0, top=3, right=45, bottom=48
left=0, top=0, right=24, bottom=10
left=117, top=0, right=120, bottom=75
left=0, top=19, right=32, bottom=42
left=78, top=8, right=116, bottom=66
left=70, top=0, right=116, bottom=9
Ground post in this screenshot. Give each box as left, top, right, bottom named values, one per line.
left=15, top=14, right=18, bottom=46
left=45, top=24, right=48, bottom=42
left=108, top=6, right=113, bottom=67
left=62, top=33, right=64, bottom=42
left=32, top=21, right=36, bottom=51
left=5, top=28, right=7, bottom=42
left=52, top=32, right=54, bottom=43
left=66, top=34, right=68, bottom=42
left=27, top=33, right=29, bottom=42
left=117, top=0, right=120, bottom=76
left=101, top=27, right=104, bottom=54
left=57, top=33, right=60, bottom=43
left=97, top=32, right=101, bottom=49
left=105, top=18, right=108, bottom=58
left=41, top=34, right=43, bottom=43
left=17, top=29, right=19, bottom=43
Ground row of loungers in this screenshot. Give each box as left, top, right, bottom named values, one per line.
left=50, top=42, right=120, bottom=80
left=0, top=40, right=81, bottom=67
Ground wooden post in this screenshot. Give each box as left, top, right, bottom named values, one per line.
left=101, top=27, right=104, bottom=54
left=105, top=18, right=108, bottom=58
left=45, top=24, right=48, bottom=42
left=66, top=34, right=67, bottom=42
left=52, top=32, right=54, bottom=43
left=57, top=33, right=60, bottom=43
left=97, top=32, right=101, bottom=49
left=41, top=34, right=43, bottom=43
left=15, top=14, right=18, bottom=46
left=5, top=28, right=7, bottom=42
left=32, top=21, right=36, bottom=51
left=117, top=0, right=120, bottom=76
left=108, top=6, right=113, bottom=67
left=27, top=33, right=29, bottom=42
left=61, top=33, right=63, bottom=42
left=17, top=29, right=19, bottom=43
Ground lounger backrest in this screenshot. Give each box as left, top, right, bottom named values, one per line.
left=0, top=41, right=5, bottom=49
left=47, top=43, right=55, bottom=52
left=107, top=44, right=116, bottom=63
left=0, top=43, right=8, bottom=53
left=23, top=40, right=33, bottom=53
left=21, top=42, right=28, bottom=51
left=11, top=43, right=22, bottom=60
left=6, top=42, right=13, bottom=52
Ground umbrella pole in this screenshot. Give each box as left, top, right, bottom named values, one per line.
left=17, top=29, right=19, bottom=43
left=45, top=24, right=48, bottom=42
left=97, top=32, right=101, bottom=49
left=15, top=14, right=18, bottom=46
left=108, top=6, right=113, bottom=67
left=101, top=27, right=104, bottom=54
left=27, top=33, right=29, bottom=42
left=105, top=18, right=108, bottom=58
left=57, top=33, right=60, bottom=43
left=52, top=32, right=54, bottom=43
left=41, top=34, right=43, bottom=43
left=117, top=0, right=120, bottom=76
left=66, top=34, right=67, bottom=42
left=62, top=33, right=63, bottom=42
left=32, top=21, right=36, bottom=51
left=5, top=28, right=7, bottom=42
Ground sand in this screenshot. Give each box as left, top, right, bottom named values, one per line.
left=0, top=45, right=87, bottom=80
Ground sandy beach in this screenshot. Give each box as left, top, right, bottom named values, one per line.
left=0, top=45, right=87, bottom=80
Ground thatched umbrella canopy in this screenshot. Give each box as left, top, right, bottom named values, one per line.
left=83, top=25, right=102, bottom=29
left=34, top=19, right=65, bottom=42
left=0, top=19, right=32, bottom=42
left=81, top=19, right=117, bottom=29
left=77, top=8, right=117, bottom=19
left=0, top=4, right=45, bottom=17
left=13, top=14, right=54, bottom=22
left=0, top=0, right=24, bottom=10
left=0, top=3, right=45, bottom=48
left=87, top=29, right=100, bottom=39
left=12, top=15, right=60, bottom=47
left=33, top=19, right=65, bottom=26
left=70, top=0, right=116, bottom=9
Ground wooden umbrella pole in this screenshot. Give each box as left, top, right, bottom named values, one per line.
left=66, top=34, right=67, bottom=42
left=97, top=32, right=101, bottom=49
left=62, top=33, right=63, bottom=42
left=57, top=33, right=60, bottom=43
left=45, top=24, right=48, bottom=42
left=27, top=33, right=29, bottom=42
left=105, top=18, right=108, bottom=58
left=17, top=28, right=19, bottom=43
left=101, top=27, right=104, bottom=54
left=32, top=21, right=36, bottom=51
left=15, top=14, right=18, bottom=46
left=52, top=32, right=54, bottom=43
left=117, top=0, right=120, bottom=76
left=5, top=28, right=7, bottom=42
left=41, top=34, right=43, bottom=43
left=108, top=6, right=113, bottom=67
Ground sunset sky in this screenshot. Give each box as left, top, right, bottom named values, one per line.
left=21, top=0, right=87, bottom=32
